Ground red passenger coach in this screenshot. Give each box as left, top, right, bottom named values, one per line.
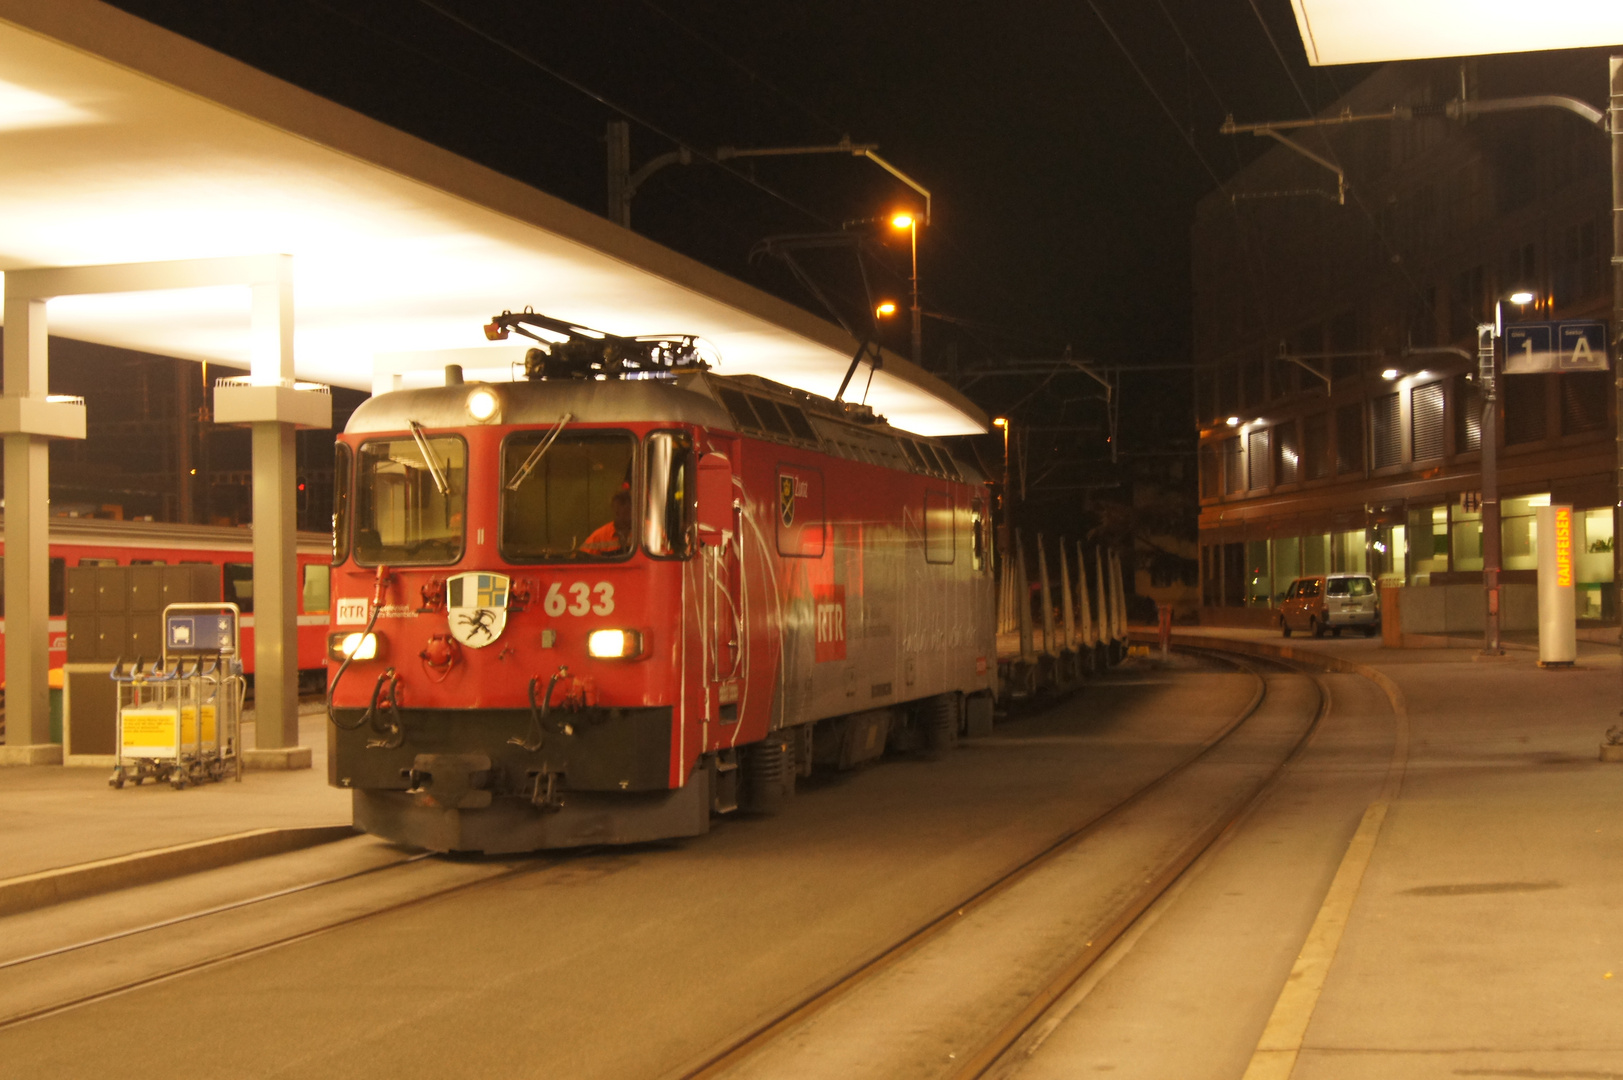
left=0, top=517, right=332, bottom=680
left=328, top=313, right=997, bottom=853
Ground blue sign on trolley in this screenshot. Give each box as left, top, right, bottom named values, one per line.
left=166, top=612, right=236, bottom=653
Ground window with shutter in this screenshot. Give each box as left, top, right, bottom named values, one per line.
left=1504, top=374, right=1548, bottom=445
left=1223, top=438, right=1243, bottom=495
left=1273, top=421, right=1300, bottom=485
left=1560, top=370, right=1608, bottom=435
left=1247, top=428, right=1270, bottom=490
left=1303, top=412, right=1330, bottom=479
left=1454, top=374, right=1481, bottom=452
left=1372, top=393, right=1402, bottom=468
left=1336, top=403, right=1365, bottom=474
left=1411, top=382, right=1445, bottom=461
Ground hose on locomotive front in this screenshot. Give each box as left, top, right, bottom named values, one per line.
left=509, top=666, right=570, bottom=752
left=327, top=565, right=391, bottom=733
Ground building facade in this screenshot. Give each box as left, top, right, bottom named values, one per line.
left=1193, top=49, right=1617, bottom=627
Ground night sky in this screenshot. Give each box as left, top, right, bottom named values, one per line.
left=100, top=1, right=1372, bottom=536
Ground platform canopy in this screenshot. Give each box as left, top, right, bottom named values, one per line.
left=0, top=2, right=985, bottom=436
left=1289, top=0, right=1623, bottom=65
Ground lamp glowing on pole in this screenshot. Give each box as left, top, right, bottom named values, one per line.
left=891, top=211, right=922, bottom=367
left=993, top=416, right=1011, bottom=548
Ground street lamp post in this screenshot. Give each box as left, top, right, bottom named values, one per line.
left=1479, top=320, right=1502, bottom=656
left=891, top=212, right=922, bottom=367
left=1609, top=56, right=1622, bottom=724
left=1481, top=289, right=1536, bottom=657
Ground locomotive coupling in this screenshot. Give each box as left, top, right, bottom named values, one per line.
left=404, top=753, right=493, bottom=810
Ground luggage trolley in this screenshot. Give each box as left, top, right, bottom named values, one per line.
left=109, top=603, right=245, bottom=790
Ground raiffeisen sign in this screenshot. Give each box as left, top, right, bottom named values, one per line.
left=1289, top=1, right=1623, bottom=65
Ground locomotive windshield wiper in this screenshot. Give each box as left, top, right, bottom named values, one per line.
left=505, top=412, right=573, bottom=490
left=407, top=420, right=450, bottom=496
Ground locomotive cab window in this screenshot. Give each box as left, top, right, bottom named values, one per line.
left=354, top=434, right=467, bottom=566
left=501, top=429, right=637, bottom=562
left=332, top=441, right=352, bottom=565
left=748, top=394, right=792, bottom=438
left=780, top=404, right=818, bottom=443
left=716, top=387, right=763, bottom=432
left=644, top=431, right=695, bottom=558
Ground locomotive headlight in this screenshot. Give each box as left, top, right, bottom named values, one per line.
left=328, top=631, right=384, bottom=661
left=466, top=387, right=500, bottom=423
left=587, top=628, right=643, bottom=659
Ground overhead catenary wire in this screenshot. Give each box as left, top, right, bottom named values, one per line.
left=1151, top=0, right=1246, bottom=171
left=404, top=0, right=1044, bottom=366
left=1084, top=0, right=1288, bottom=399
left=304, top=0, right=600, bottom=141
left=636, top=0, right=847, bottom=141
left=300, top=1, right=1189, bottom=413
left=1084, top=0, right=1229, bottom=194
left=1241, top=0, right=1434, bottom=320
left=413, top=0, right=838, bottom=230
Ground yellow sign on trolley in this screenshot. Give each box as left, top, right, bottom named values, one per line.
left=119, top=705, right=217, bottom=758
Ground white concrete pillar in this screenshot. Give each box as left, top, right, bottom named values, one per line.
left=241, top=262, right=305, bottom=764
left=251, top=278, right=294, bottom=381
left=1, top=296, right=61, bottom=762
left=2, top=436, right=52, bottom=752
left=250, top=421, right=300, bottom=750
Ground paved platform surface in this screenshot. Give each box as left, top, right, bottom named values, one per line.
left=0, top=704, right=348, bottom=881
left=1056, top=625, right=1623, bottom=1079
left=2, top=633, right=1621, bottom=1079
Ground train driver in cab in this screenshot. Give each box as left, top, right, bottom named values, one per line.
left=580, top=489, right=632, bottom=556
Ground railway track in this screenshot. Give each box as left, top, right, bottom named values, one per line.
left=0, top=845, right=566, bottom=1031
left=675, top=648, right=1332, bottom=1080
left=2, top=646, right=1332, bottom=1077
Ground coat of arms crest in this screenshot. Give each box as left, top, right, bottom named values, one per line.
left=446, top=571, right=510, bottom=648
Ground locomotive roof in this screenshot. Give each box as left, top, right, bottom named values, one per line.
left=346, top=373, right=986, bottom=486
left=345, top=377, right=732, bottom=433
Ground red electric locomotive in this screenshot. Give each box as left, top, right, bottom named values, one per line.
left=326, top=313, right=997, bottom=853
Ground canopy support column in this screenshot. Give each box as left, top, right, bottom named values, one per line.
left=0, top=292, right=86, bottom=765
left=216, top=261, right=331, bottom=769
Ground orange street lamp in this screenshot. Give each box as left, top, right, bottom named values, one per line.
left=889, top=210, right=922, bottom=366
left=875, top=300, right=897, bottom=318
